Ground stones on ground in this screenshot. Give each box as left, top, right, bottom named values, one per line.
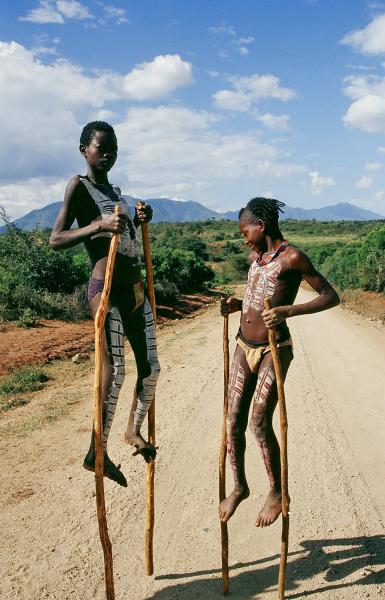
left=72, top=352, right=90, bottom=364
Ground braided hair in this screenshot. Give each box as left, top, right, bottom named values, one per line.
left=239, top=197, right=285, bottom=239
left=79, top=121, right=116, bottom=146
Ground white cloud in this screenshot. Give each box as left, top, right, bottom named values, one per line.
left=239, top=36, right=255, bottom=45
left=213, top=89, right=251, bottom=112
left=0, top=178, right=68, bottom=221
left=208, top=24, right=254, bottom=58
left=357, top=175, right=373, bottom=189
left=56, top=0, right=91, bottom=19
left=309, top=171, right=336, bottom=195
left=375, top=190, right=384, bottom=201
left=20, top=1, right=65, bottom=24
left=102, top=5, right=129, bottom=25
left=208, top=24, right=236, bottom=36
left=344, top=63, right=375, bottom=71
left=342, top=75, right=385, bottom=131
left=365, top=161, right=382, bottom=171
left=341, top=13, right=385, bottom=55
left=343, top=74, right=385, bottom=101
left=213, top=74, right=296, bottom=112
left=121, top=54, right=193, bottom=101
left=344, top=94, right=385, bottom=132
left=105, top=106, right=305, bottom=205
left=257, top=113, right=290, bottom=131
left=0, top=42, right=193, bottom=183
left=0, top=105, right=306, bottom=218
left=20, top=0, right=92, bottom=24
left=0, top=42, right=305, bottom=217
left=377, top=146, right=385, bottom=153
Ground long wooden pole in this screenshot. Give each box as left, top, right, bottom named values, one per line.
left=137, top=202, right=157, bottom=576
left=264, top=298, right=289, bottom=600
left=93, top=205, right=121, bottom=600
left=219, top=314, right=230, bottom=595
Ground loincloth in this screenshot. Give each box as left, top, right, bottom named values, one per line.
left=236, top=333, right=293, bottom=374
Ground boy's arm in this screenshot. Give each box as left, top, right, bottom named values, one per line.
left=263, top=249, right=340, bottom=328
left=49, top=177, right=127, bottom=250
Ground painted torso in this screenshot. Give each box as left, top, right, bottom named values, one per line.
left=240, top=243, right=297, bottom=343
left=243, top=259, right=283, bottom=314
left=79, top=176, right=141, bottom=263
left=76, top=177, right=142, bottom=283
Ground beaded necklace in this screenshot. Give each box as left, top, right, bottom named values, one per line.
left=257, top=240, right=289, bottom=266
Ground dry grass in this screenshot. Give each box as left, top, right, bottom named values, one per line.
left=0, top=358, right=92, bottom=438
left=341, top=289, right=385, bottom=322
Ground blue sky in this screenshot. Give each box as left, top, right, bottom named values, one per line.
left=2, top=1, right=385, bottom=218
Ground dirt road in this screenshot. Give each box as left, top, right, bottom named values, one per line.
left=1, top=289, right=384, bottom=599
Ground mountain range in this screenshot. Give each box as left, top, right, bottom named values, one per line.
left=1, top=198, right=384, bottom=232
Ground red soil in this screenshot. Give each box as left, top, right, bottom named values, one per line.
left=0, top=292, right=217, bottom=376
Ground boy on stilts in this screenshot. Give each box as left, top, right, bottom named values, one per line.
left=219, top=198, right=339, bottom=525
left=50, top=121, right=160, bottom=487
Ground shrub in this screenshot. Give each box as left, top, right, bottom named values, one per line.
left=151, top=247, right=214, bottom=292
left=0, top=224, right=90, bottom=321
left=356, top=226, right=385, bottom=292
left=322, top=244, right=361, bottom=290
left=154, top=280, right=179, bottom=304
left=223, top=241, right=242, bottom=254
left=180, top=237, right=209, bottom=260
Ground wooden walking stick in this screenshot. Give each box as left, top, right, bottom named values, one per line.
left=264, top=298, right=290, bottom=600
left=219, top=312, right=230, bottom=595
left=93, top=205, right=121, bottom=600
left=136, top=202, right=157, bottom=576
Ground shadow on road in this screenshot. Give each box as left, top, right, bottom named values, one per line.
left=151, top=535, right=385, bottom=599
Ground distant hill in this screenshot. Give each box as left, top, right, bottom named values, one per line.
left=1, top=198, right=384, bottom=232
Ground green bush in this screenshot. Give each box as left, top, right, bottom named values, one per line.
left=180, top=237, right=209, bottom=260
left=0, top=226, right=89, bottom=293
left=151, top=247, right=214, bottom=292
left=300, top=243, right=339, bottom=270
left=356, top=225, right=385, bottom=292
left=223, top=241, right=242, bottom=254
left=0, top=225, right=90, bottom=321
left=154, top=280, right=179, bottom=304
left=322, top=244, right=361, bottom=290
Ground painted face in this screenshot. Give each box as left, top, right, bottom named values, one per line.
left=238, top=218, right=266, bottom=251
left=81, top=130, right=118, bottom=173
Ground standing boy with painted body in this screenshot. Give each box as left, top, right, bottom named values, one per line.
left=219, top=198, right=339, bottom=525
left=50, top=121, right=160, bottom=487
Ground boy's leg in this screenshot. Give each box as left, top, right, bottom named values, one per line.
left=249, top=346, right=293, bottom=527
left=83, top=293, right=128, bottom=487
left=219, top=344, right=256, bottom=523
left=120, top=298, right=160, bottom=462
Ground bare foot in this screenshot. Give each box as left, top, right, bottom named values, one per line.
left=218, top=487, right=250, bottom=523
left=255, top=490, right=284, bottom=527
left=83, top=451, right=128, bottom=487
left=123, top=430, right=157, bottom=464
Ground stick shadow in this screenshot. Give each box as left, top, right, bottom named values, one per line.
left=149, top=534, right=385, bottom=599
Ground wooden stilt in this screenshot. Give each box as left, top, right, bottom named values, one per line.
left=219, top=314, right=230, bottom=595
left=93, top=205, right=121, bottom=600
left=264, top=298, right=290, bottom=600
left=137, top=202, right=157, bottom=577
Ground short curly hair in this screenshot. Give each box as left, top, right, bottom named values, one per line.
left=239, top=197, right=285, bottom=238
left=79, top=121, right=116, bottom=146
